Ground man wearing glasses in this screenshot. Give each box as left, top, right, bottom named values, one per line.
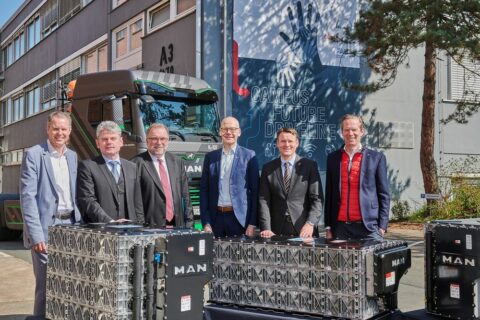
left=200, top=117, right=259, bottom=237
left=132, top=123, right=193, bottom=228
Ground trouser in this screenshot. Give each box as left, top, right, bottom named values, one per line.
left=212, top=210, right=245, bottom=237
left=334, top=221, right=384, bottom=241
left=280, top=215, right=298, bottom=236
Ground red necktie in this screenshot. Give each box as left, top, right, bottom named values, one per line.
left=158, top=158, right=174, bottom=222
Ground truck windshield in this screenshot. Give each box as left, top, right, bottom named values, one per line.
left=139, top=98, right=220, bottom=141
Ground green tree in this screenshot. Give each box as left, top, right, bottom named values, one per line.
left=337, top=0, right=480, bottom=196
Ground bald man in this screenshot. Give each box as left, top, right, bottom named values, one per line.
left=200, top=117, right=259, bottom=237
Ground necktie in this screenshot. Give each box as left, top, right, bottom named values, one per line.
left=284, top=162, right=291, bottom=193
left=158, top=158, right=174, bottom=222
left=110, top=161, right=120, bottom=183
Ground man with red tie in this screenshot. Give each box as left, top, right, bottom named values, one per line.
left=132, top=123, right=193, bottom=228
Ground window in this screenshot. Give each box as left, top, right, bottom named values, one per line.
left=7, top=43, right=13, bottom=66
left=149, top=3, right=170, bottom=30
left=148, top=0, right=195, bottom=33
left=130, top=19, right=143, bottom=51
left=59, top=0, right=81, bottom=25
left=42, top=0, right=59, bottom=37
left=26, top=87, right=41, bottom=116
left=112, top=0, right=128, bottom=9
left=177, top=0, right=195, bottom=14
left=113, top=15, right=143, bottom=69
left=116, top=28, right=127, bottom=58
left=12, top=96, right=24, bottom=122
left=84, top=44, right=108, bottom=73
left=27, top=17, right=41, bottom=50
left=449, top=56, right=480, bottom=102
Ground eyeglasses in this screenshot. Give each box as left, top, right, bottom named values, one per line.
left=147, top=137, right=169, bottom=142
left=220, top=127, right=239, bottom=133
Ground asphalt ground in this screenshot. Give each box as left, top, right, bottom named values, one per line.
left=0, top=226, right=425, bottom=319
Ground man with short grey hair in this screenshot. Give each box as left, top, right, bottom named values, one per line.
left=20, top=111, right=82, bottom=319
left=132, top=123, right=193, bottom=228
left=77, top=121, right=144, bottom=223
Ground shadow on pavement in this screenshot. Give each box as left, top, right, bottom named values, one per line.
left=0, top=315, right=30, bottom=320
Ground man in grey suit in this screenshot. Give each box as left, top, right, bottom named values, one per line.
left=259, top=127, right=323, bottom=238
left=77, top=121, right=144, bottom=223
left=132, top=123, right=193, bottom=228
left=20, top=111, right=82, bottom=319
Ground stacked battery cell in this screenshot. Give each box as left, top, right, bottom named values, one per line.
left=425, top=219, right=480, bottom=319
left=210, top=236, right=410, bottom=320
left=46, top=224, right=213, bottom=320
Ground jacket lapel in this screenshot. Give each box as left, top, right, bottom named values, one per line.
left=359, top=148, right=369, bottom=187
left=98, top=157, right=119, bottom=203
left=41, top=143, right=58, bottom=198
left=289, top=155, right=302, bottom=193
left=274, top=158, right=287, bottom=195
left=145, top=154, right=164, bottom=194
left=65, top=149, right=76, bottom=198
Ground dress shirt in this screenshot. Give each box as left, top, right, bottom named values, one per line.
left=218, top=144, right=237, bottom=206
left=148, top=152, right=171, bottom=186
left=47, top=141, right=73, bottom=213
left=280, top=154, right=297, bottom=177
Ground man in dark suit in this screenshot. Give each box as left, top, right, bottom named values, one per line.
left=132, top=123, right=193, bottom=228
left=259, top=128, right=323, bottom=238
left=325, top=114, right=390, bottom=241
left=200, top=116, right=259, bottom=237
left=77, top=121, right=144, bottom=223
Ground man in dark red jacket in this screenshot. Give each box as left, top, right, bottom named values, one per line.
left=324, top=114, right=390, bottom=241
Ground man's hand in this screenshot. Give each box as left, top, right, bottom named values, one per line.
left=299, top=223, right=314, bottom=238
left=260, top=230, right=275, bottom=238
left=203, top=224, right=213, bottom=233
left=32, top=242, right=47, bottom=253
left=245, top=225, right=256, bottom=237
left=325, top=228, right=333, bottom=240
left=379, top=228, right=385, bottom=237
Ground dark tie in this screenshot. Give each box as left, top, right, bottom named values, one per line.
left=110, top=161, right=120, bottom=183
left=284, top=162, right=291, bottom=193
left=158, top=159, right=174, bottom=222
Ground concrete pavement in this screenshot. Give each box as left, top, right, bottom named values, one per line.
left=0, top=225, right=425, bottom=319
left=0, top=251, right=34, bottom=319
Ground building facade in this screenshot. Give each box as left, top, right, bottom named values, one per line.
left=0, top=0, right=197, bottom=192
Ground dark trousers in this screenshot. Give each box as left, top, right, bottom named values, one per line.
left=334, top=221, right=384, bottom=241
left=212, top=211, right=245, bottom=237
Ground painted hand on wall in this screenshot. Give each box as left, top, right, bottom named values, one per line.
left=277, top=1, right=323, bottom=87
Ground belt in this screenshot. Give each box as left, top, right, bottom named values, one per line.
left=217, top=206, right=234, bottom=213
left=56, top=211, right=73, bottom=220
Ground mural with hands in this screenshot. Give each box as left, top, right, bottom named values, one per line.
left=232, top=0, right=368, bottom=171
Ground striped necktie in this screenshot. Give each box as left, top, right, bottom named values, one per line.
left=284, top=162, right=291, bottom=193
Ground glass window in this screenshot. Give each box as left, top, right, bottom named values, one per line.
left=27, top=90, right=34, bottom=116
left=85, top=51, right=97, bottom=73
left=27, top=21, right=35, bottom=49
left=35, top=17, right=41, bottom=44
left=130, top=19, right=143, bottom=51
left=19, top=32, right=25, bottom=57
left=113, top=0, right=128, bottom=9
left=98, top=45, right=107, bottom=71
left=34, top=87, right=41, bottom=113
left=116, top=28, right=127, bottom=58
left=177, top=0, right=195, bottom=14
left=14, top=37, right=20, bottom=60
left=7, top=43, right=13, bottom=66
left=150, top=4, right=170, bottom=30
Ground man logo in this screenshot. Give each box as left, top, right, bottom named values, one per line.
left=441, top=255, right=475, bottom=267
left=174, top=263, right=208, bottom=276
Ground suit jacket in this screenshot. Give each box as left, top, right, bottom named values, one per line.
left=131, top=151, right=193, bottom=228
left=20, top=142, right=82, bottom=248
left=76, top=156, right=144, bottom=223
left=259, top=156, right=323, bottom=235
left=200, top=145, right=259, bottom=228
left=324, top=147, right=390, bottom=233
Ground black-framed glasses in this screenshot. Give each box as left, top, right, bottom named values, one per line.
left=220, top=127, right=239, bottom=133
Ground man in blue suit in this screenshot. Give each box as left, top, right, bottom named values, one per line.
left=20, top=111, right=82, bottom=319
left=325, top=114, right=390, bottom=241
left=200, top=116, right=259, bottom=237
